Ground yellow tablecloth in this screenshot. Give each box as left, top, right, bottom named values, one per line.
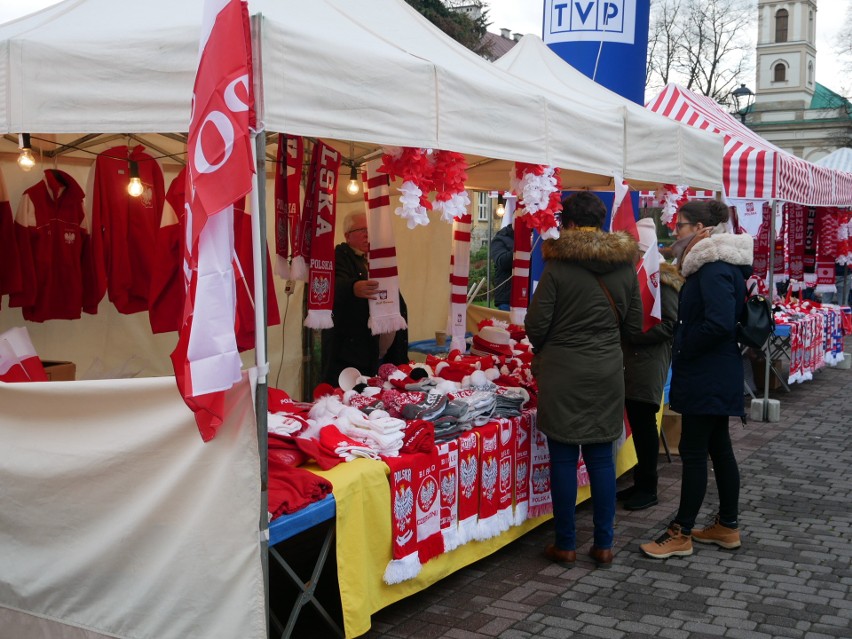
left=314, top=437, right=638, bottom=638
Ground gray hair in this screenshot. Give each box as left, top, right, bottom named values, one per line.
left=343, top=211, right=366, bottom=234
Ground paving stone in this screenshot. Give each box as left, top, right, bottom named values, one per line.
left=359, top=343, right=852, bottom=639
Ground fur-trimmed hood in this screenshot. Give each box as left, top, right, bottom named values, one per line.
left=660, top=261, right=684, bottom=292
left=542, top=229, right=638, bottom=275
left=679, top=227, right=753, bottom=277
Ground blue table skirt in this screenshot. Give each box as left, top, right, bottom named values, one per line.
left=268, top=494, right=336, bottom=546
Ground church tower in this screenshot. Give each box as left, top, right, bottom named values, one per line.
left=754, top=0, right=817, bottom=110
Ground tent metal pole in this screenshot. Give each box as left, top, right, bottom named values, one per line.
left=762, top=200, right=778, bottom=421
left=249, top=13, right=270, bottom=639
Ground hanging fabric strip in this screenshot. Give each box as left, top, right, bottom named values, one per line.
left=803, top=206, right=818, bottom=286
left=509, top=212, right=532, bottom=327
left=788, top=204, right=805, bottom=288
left=447, top=213, right=472, bottom=353
left=302, top=141, right=340, bottom=329
left=752, top=202, right=771, bottom=278
left=274, top=134, right=303, bottom=279
left=815, top=208, right=838, bottom=294
left=364, top=159, right=407, bottom=335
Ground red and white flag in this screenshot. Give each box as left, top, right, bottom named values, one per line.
left=609, top=177, right=639, bottom=242
left=637, top=243, right=662, bottom=332
left=171, top=0, right=255, bottom=441
left=0, top=327, right=48, bottom=383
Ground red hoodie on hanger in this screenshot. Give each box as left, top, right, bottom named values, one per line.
left=10, top=169, right=99, bottom=321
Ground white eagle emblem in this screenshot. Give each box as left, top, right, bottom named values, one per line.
left=499, top=458, right=511, bottom=492
left=311, top=275, right=330, bottom=304
left=515, top=461, right=528, bottom=485
left=64, top=231, right=76, bottom=244
left=393, top=485, right=414, bottom=532
left=481, top=456, right=497, bottom=500
left=532, top=465, right=550, bottom=493
left=418, top=476, right=438, bottom=511
left=460, top=455, right=477, bottom=498
left=441, top=472, right=456, bottom=504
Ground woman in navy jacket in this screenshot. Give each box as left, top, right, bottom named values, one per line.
left=641, top=200, right=753, bottom=559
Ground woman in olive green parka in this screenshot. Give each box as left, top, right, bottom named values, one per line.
left=525, top=192, right=642, bottom=567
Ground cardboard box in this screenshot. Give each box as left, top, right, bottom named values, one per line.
left=752, top=358, right=784, bottom=391
left=659, top=407, right=681, bottom=455
left=40, top=360, right=76, bottom=381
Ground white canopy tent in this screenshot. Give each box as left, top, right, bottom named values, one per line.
left=2, top=0, right=624, bottom=186
left=493, top=35, right=724, bottom=192
left=815, top=147, right=852, bottom=173
left=0, top=2, right=725, bottom=638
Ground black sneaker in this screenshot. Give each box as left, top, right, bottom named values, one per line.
left=623, top=491, right=658, bottom=511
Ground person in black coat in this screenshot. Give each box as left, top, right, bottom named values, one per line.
left=490, top=223, right=514, bottom=311
left=321, top=211, right=407, bottom=386
left=641, top=200, right=753, bottom=559
left=620, top=218, right=684, bottom=511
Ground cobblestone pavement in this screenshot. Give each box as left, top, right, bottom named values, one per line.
left=361, top=346, right=852, bottom=639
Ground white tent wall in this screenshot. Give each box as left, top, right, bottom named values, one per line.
left=0, top=374, right=265, bottom=639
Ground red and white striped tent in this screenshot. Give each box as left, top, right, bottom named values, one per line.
left=647, top=83, right=852, bottom=206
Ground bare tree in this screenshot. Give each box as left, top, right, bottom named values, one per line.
left=646, top=0, right=754, bottom=101
left=834, top=3, right=852, bottom=82
left=646, top=0, right=683, bottom=89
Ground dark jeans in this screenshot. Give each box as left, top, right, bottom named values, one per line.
left=625, top=399, right=660, bottom=494
left=674, top=414, right=740, bottom=532
left=547, top=438, right=616, bottom=550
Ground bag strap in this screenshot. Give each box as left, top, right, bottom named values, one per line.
left=594, top=275, right=622, bottom=328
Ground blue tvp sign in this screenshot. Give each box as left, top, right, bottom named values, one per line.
left=543, top=0, right=636, bottom=44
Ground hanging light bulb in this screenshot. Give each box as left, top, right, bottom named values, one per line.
left=346, top=163, right=360, bottom=196
left=127, top=160, right=144, bottom=197
left=17, top=133, right=36, bottom=172
left=495, top=194, right=506, bottom=218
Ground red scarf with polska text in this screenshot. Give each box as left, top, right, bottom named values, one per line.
left=301, top=141, right=340, bottom=329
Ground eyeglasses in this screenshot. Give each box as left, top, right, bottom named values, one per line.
left=347, top=226, right=368, bottom=234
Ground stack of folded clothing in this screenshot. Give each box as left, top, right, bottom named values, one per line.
left=341, top=408, right=406, bottom=457
left=318, top=424, right=379, bottom=462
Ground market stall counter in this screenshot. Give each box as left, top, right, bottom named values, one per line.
left=301, top=414, right=637, bottom=638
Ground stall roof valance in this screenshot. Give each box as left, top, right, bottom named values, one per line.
left=647, top=83, right=852, bottom=207
left=0, top=0, right=666, bottom=192
left=494, top=36, right=724, bottom=192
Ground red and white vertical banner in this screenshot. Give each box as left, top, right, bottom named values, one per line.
left=447, top=213, right=472, bottom=352
left=364, top=159, right=407, bottom=335
left=510, top=212, right=531, bottom=326
left=171, top=0, right=255, bottom=442
left=609, top=176, right=639, bottom=242
left=273, top=134, right=303, bottom=279
left=637, top=243, right=662, bottom=332
left=301, top=141, right=341, bottom=329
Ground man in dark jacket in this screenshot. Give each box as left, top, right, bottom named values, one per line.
left=490, top=223, right=514, bottom=311
left=321, top=211, right=407, bottom=385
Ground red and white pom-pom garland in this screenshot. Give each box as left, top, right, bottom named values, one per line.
left=431, top=150, right=471, bottom=222
left=510, top=163, right=562, bottom=239
left=380, top=147, right=435, bottom=228
left=380, top=147, right=471, bottom=227
left=655, top=183, right=688, bottom=227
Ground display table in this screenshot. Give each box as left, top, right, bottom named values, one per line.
left=268, top=495, right=342, bottom=638
left=308, top=432, right=637, bottom=638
